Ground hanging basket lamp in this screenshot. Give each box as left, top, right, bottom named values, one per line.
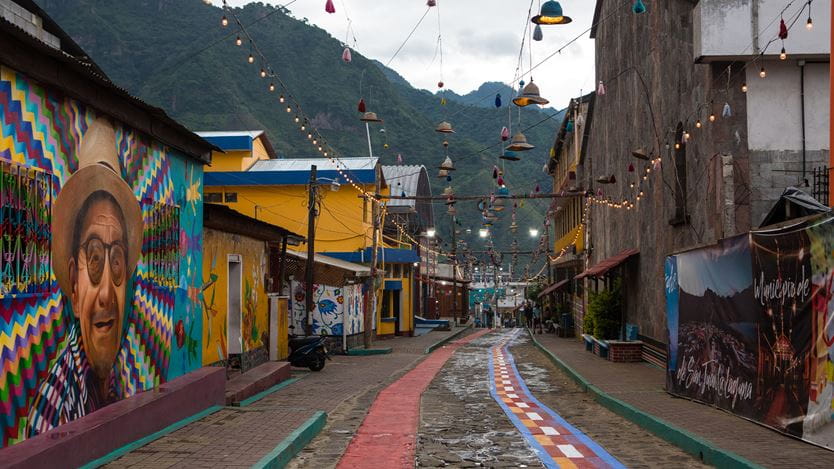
left=631, top=148, right=650, bottom=160
left=360, top=111, right=382, bottom=122
left=500, top=150, right=521, bottom=161
left=439, top=155, right=455, bottom=171
left=437, top=168, right=449, bottom=179
left=507, top=132, right=535, bottom=151
left=532, top=1, right=572, bottom=25
left=493, top=198, right=506, bottom=212
left=435, top=121, right=456, bottom=133
left=513, top=81, right=550, bottom=107
left=447, top=204, right=457, bottom=216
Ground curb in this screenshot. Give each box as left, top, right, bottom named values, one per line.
left=346, top=347, right=392, bottom=356
left=80, top=405, right=224, bottom=469
left=253, top=411, right=327, bottom=469
left=526, top=330, right=764, bottom=469
left=235, top=377, right=300, bottom=407
left=425, top=325, right=473, bottom=354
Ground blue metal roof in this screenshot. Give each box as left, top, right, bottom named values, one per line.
left=325, top=248, right=420, bottom=264
left=205, top=169, right=376, bottom=186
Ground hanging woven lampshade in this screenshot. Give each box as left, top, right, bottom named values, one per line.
left=360, top=111, right=382, bottom=122
left=495, top=93, right=502, bottom=108
left=631, top=148, right=649, bottom=160
left=443, top=186, right=455, bottom=197
left=439, top=155, right=455, bottom=171
left=500, top=150, right=521, bottom=161
left=532, top=1, right=572, bottom=25
left=597, top=80, right=606, bottom=96
left=493, top=198, right=506, bottom=212
left=447, top=204, right=457, bottom=216
left=437, top=168, right=448, bottom=179
left=510, top=221, right=518, bottom=233
left=507, top=132, right=535, bottom=151
left=513, top=81, right=550, bottom=107
left=435, top=121, right=455, bottom=133
left=497, top=186, right=510, bottom=198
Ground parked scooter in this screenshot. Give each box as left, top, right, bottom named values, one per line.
left=288, top=327, right=331, bottom=371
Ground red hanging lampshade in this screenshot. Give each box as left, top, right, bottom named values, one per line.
left=357, top=98, right=366, bottom=113
left=325, top=0, right=336, bottom=14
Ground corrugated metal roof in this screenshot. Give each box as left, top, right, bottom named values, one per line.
left=286, top=249, right=371, bottom=275
left=250, top=157, right=378, bottom=172
left=382, top=165, right=426, bottom=209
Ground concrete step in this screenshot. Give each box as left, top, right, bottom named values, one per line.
left=225, top=361, right=291, bottom=406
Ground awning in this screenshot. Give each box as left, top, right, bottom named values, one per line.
left=575, top=248, right=639, bottom=279
left=538, top=279, right=571, bottom=299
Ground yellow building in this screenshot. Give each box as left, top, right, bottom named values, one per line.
left=198, top=130, right=421, bottom=338
left=202, top=203, right=303, bottom=370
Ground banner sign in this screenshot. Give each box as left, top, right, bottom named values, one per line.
left=666, top=217, right=834, bottom=450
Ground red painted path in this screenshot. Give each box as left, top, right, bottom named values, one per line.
left=336, top=328, right=491, bottom=469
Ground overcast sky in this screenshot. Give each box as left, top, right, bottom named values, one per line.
left=214, top=1, right=597, bottom=108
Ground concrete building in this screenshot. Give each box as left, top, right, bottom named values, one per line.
left=584, top=0, right=829, bottom=348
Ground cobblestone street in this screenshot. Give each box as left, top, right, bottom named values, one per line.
left=416, top=330, right=710, bottom=468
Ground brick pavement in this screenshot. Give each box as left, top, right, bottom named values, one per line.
left=102, top=328, right=469, bottom=469
left=535, top=334, right=834, bottom=468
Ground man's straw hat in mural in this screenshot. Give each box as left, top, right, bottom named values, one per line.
left=52, top=117, right=143, bottom=295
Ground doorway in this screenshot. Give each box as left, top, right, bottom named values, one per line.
left=227, top=255, right=242, bottom=359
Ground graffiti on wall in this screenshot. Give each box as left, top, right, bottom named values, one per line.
left=0, top=65, right=203, bottom=446
left=201, top=229, right=269, bottom=366
left=290, top=281, right=363, bottom=336
left=666, top=218, right=834, bottom=450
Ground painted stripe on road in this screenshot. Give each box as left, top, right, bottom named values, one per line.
left=488, top=330, right=625, bottom=469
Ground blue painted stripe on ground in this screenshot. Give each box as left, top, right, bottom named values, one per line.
left=502, top=340, right=623, bottom=468
left=489, top=329, right=624, bottom=468
left=79, top=405, right=224, bottom=469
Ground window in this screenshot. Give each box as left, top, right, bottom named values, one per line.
left=0, top=161, right=53, bottom=296
left=671, top=123, right=688, bottom=224
left=205, top=192, right=223, bottom=203
left=224, top=192, right=238, bottom=203
left=381, top=290, right=393, bottom=318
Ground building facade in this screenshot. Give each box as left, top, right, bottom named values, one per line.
left=0, top=2, right=213, bottom=446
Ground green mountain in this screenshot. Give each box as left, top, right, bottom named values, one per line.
left=35, top=0, right=563, bottom=273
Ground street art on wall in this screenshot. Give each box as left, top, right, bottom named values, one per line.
left=666, top=217, right=834, bottom=450
left=201, top=230, right=269, bottom=366
left=290, top=281, right=363, bottom=336
left=0, top=65, right=203, bottom=447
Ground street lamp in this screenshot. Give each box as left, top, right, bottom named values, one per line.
left=479, top=228, right=489, bottom=238
left=426, top=228, right=436, bottom=238
left=529, top=228, right=540, bottom=237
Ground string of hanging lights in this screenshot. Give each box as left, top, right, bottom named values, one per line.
left=219, top=1, right=397, bottom=211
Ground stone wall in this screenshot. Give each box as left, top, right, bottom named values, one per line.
left=585, top=0, right=753, bottom=343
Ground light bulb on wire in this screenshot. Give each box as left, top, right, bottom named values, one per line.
left=806, top=16, right=813, bottom=30
left=279, top=95, right=285, bottom=104
left=780, top=47, right=787, bottom=60
left=695, top=120, right=702, bottom=129
left=294, top=115, right=300, bottom=123
left=286, top=105, right=292, bottom=113
left=268, top=83, right=275, bottom=92
left=759, top=67, right=767, bottom=78
left=741, top=82, right=748, bottom=93
left=709, top=113, right=716, bottom=122
left=260, top=68, right=267, bottom=78
left=235, top=36, right=242, bottom=46
left=221, top=16, right=228, bottom=27
left=247, top=54, right=254, bottom=64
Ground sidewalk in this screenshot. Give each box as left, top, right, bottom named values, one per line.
left=533, top=333, right=834, bottom=467
left=95, top=327, right=470, bottom=469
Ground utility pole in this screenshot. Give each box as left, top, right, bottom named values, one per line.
left=364, top=166, right=381, bottom=348
left=451, top=216, right=457, bottom=326
left=545, top=214, right=555, bottom=312
left=305, top=165, right=317, bottom=337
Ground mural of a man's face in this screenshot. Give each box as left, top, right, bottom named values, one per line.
left=68, top=193, right=128, bottom=380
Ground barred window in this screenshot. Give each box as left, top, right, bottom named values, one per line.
left=0, top=161, right=53, bottom=296
left=141, top=200, right=180, bottom=288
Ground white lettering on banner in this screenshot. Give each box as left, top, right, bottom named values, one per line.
left=675, top=356, right=753, bottom=408
left=753, top=266, right=811, bottom=307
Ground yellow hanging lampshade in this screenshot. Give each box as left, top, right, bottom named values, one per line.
left=532, top=1, right=572, bottom=25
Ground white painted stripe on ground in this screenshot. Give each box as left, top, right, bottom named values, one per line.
left=541, top=426, right=559, bottom=436
left=526, top=412, right=542, bottom=421
left=558, top=444, right=583, bottom=458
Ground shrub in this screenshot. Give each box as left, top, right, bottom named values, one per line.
left=587, top=280, right=622, bottom=340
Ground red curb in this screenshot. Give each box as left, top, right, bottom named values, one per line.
left=336, top=329, right=491, bottom=469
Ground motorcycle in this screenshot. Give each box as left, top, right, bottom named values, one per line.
left=288, top=329, right=331, bottom=371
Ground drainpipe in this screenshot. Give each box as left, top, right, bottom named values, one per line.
left=799, top=60, right=807, bottom=181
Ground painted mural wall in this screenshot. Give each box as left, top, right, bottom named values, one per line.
left=290, top=281, right=363, bottom=336
left=201, top=228, right=269, bottom=365
left=0, top=65, right=204, bottom=447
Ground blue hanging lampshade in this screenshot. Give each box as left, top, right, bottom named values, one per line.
left=532, top=1, right=572, bottom=25
left=566, top=119, right=575, bottom=132
left=495, top=93, right=502, bottom=108
left=497, top=186, right=510, bottom=198
left=533, top=24, right=544, bottom=41
left=500, top=150, right=520, bottom=161
left=632, top=0, right=647, bottom=14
